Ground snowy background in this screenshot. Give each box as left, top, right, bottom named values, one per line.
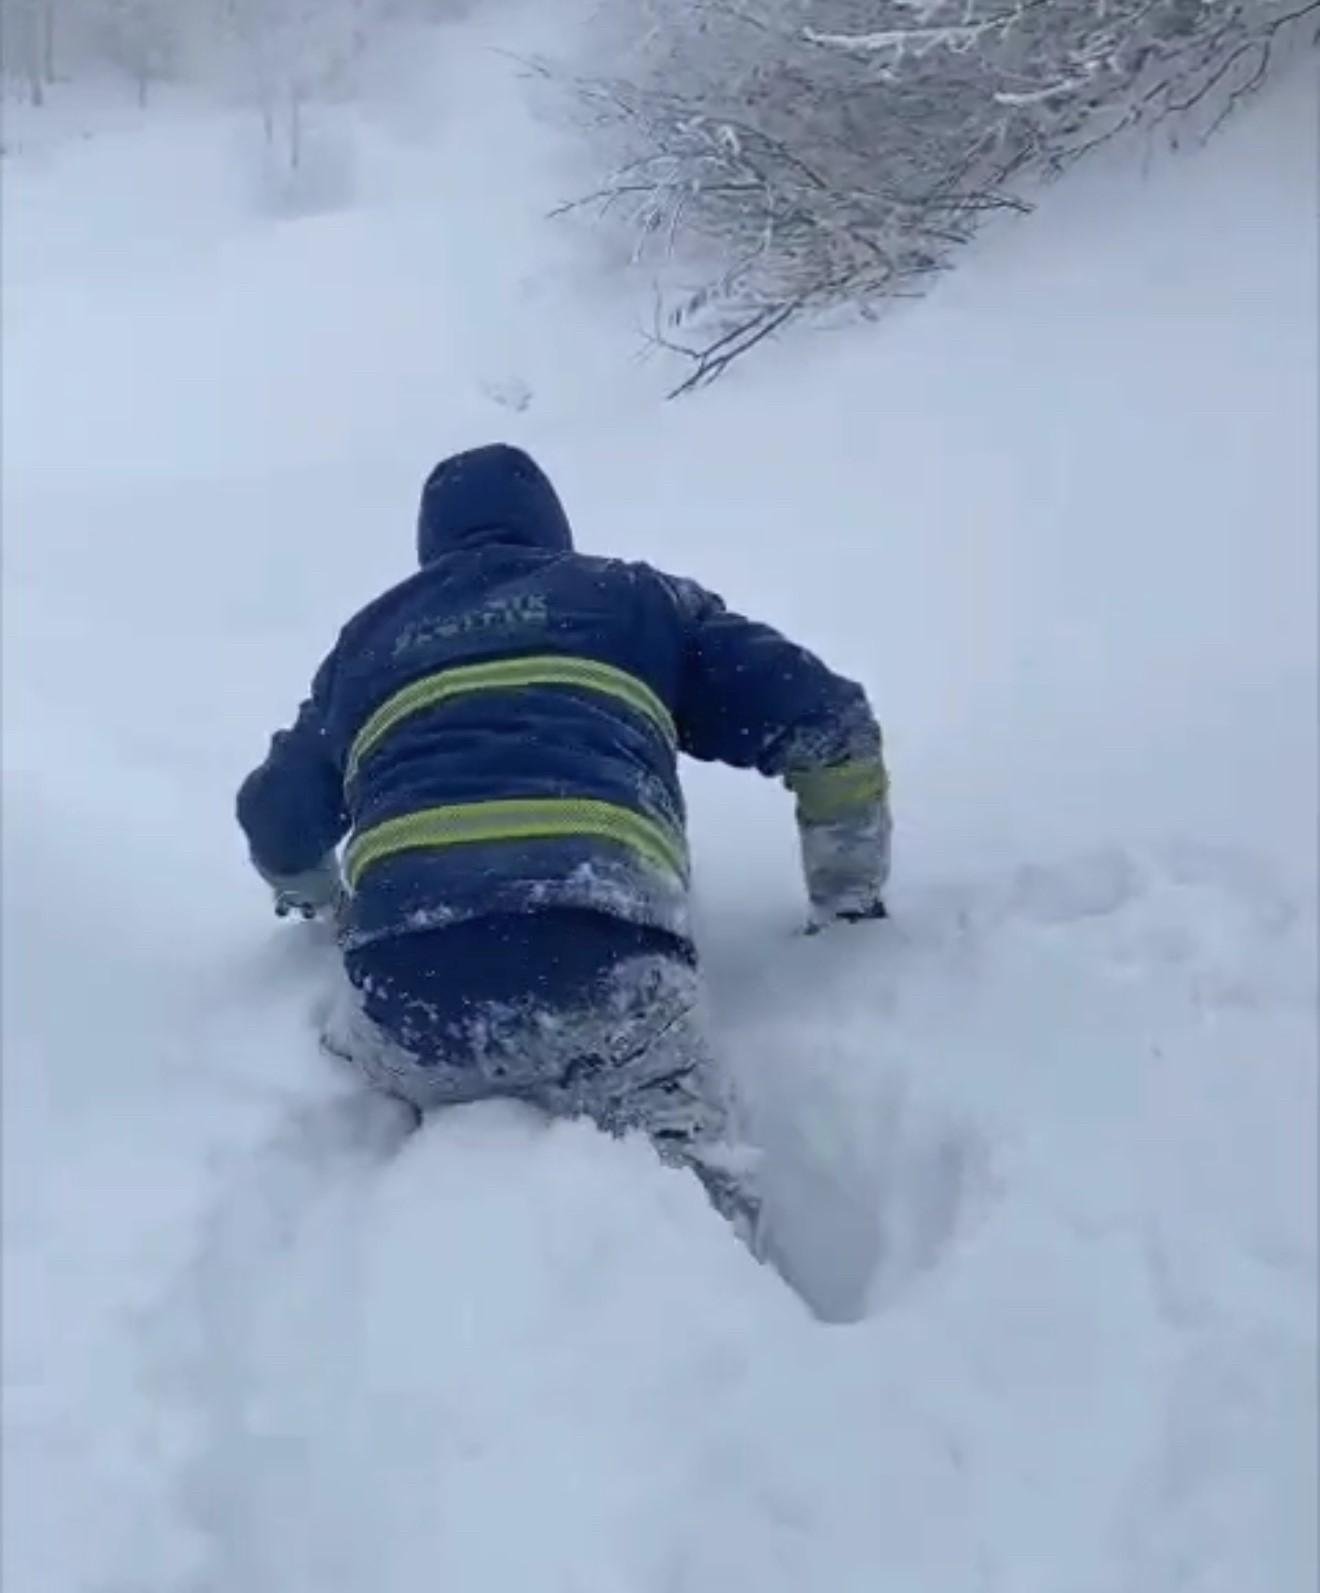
left=3, top=8, right=1316, bottom=1590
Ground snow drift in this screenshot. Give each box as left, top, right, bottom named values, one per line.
left=3, top=13, right=1315, bottom=1591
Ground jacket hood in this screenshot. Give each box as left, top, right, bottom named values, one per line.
left=417, top=445, right=574, bottom=565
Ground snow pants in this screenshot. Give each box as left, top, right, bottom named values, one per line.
left=330, top=910, right=756, bottom=1231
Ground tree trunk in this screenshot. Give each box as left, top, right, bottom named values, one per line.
left=288, top=86, right=302, bottom=171
left=42, top=0, right=55, bottom=84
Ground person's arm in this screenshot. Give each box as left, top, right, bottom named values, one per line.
left=669, top=578, right=891, bottom=926
left=236, top=653, right=348, bottom=917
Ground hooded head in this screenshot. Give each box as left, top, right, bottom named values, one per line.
left=416, top=445, right=574, bottom=565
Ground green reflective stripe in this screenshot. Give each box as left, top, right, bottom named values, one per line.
left=344, top=799, right=688, bottom=890
left=786, top=759, right=889, bottom=824
left=347, top=655, right=677, bottom=783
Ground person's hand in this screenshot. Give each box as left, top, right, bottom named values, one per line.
left=837, top=899, right=888, bottom=925
left=800, top=803, right=891, bottom=932
left=254, top=855, right=342, bottom=922
left=805, top=896, right=888, bottom=935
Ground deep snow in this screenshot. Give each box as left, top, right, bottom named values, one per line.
left=3, top=13, right=1316, bottom=1592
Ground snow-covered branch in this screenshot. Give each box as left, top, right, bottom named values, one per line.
left=993, top=75, right=1090, bottom=105
left=802, top=24, right=986, bottom=52
left=562, top=0, right=1315, bottom=390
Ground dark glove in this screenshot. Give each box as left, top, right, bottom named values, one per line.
left=837, top=899, right=888, bottom=924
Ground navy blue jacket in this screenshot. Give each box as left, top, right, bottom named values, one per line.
left=237, top=446, right=885, bottom=950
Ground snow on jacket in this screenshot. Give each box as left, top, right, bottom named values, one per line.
left=237, top=444, right=889, bottom=949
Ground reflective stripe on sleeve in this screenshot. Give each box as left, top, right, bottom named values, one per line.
left=786, top=759, right=889, bottom=824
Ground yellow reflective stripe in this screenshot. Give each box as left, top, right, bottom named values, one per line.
left=786, top=759, right=889, bottom=823
left=347, top=655, right=677, bottom=783
left=344, top=798, right=688, bottom=889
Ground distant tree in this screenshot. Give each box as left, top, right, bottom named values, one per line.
left=0, top=0, right=464, bottom=120
left=94, top=0, right=177, bottom=105
left=218, top=0, right=375, bottom=167
left=2, top=0, right=55, bottom=104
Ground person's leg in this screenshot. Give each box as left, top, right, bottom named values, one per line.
left=320, top=955, right=483, bottom=1115
left=337, top=911, right=759, bottom=1233
left=535, top=952, right=761, bottom=1238
left=334, top=911, right=696, bottom=1111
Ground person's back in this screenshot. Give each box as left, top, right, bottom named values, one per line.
left=237, top=444, right=891, bottom=1230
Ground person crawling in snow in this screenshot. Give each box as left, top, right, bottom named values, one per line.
left=237, top=444, right=890, bottom=1234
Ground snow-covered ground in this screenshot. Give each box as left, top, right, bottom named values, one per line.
left=3, top=12, right=1316, bottom=1591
